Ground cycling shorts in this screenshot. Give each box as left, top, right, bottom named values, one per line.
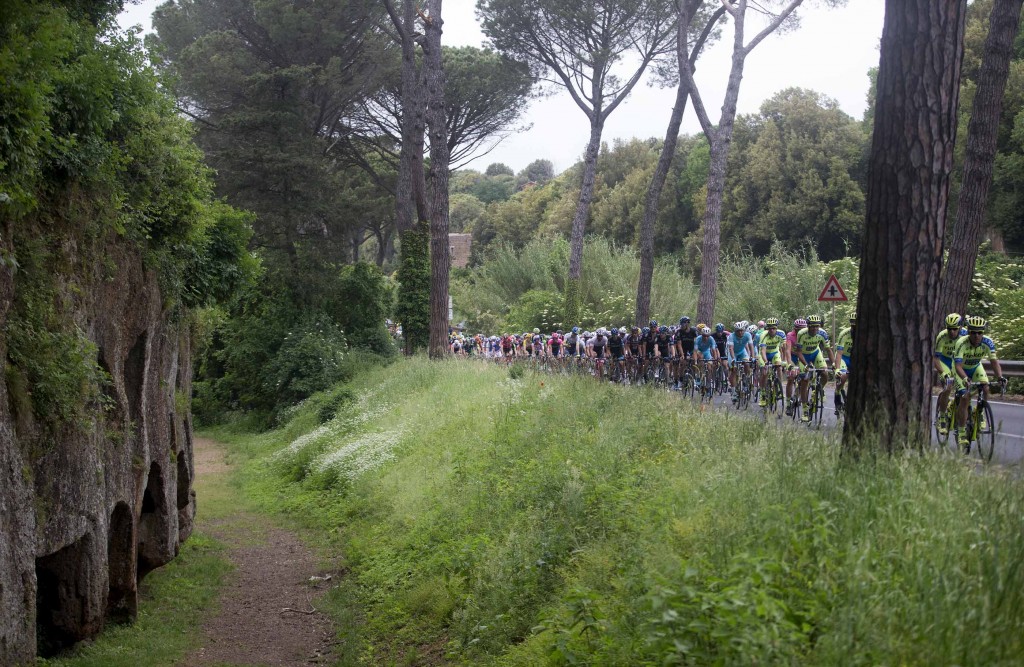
left=936, top=358, right=954, bottom=383
left=800, top=352, right=827, bottom=378
left=956, top=364, right=989, bottom=395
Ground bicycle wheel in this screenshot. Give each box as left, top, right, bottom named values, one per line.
left=975, top=403, right=995, bottom=462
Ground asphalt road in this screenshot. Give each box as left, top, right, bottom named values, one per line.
left=684, top=380, right=1024, bottom=467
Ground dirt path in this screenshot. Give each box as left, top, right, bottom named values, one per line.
left=184, top=437, right=338, bottom=666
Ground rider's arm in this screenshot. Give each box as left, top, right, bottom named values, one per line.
left=991, top=358, right=1003, bottom=382
left=954, top=358, right=968, bottom=381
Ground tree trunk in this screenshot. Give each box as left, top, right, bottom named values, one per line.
left=843, top=0, right=966, bottom=456
left=939, top=0, right=1023, bottom=320
left=387, top=0, right=430, bottom=354
left=423, top=0, right=451, bottom=359
left=564, top=118, right=604, bottom=324
left=695, top=18, right=746, bottom=326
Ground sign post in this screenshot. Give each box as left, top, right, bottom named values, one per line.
left=817, top=274, right=848, bottom=360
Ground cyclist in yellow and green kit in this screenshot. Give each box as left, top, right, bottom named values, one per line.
left=933, top=313, right=966, bottom=437
left=953, top=316, right=1005, bottom=450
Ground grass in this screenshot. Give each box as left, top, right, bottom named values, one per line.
left=39, top=433, right=244, bottom=666
left=205, top=356, right=1024, bottom=666
left=37, top=533, right=231, bottom=667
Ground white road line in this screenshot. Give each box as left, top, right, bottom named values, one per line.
left=989, top=400, right=1023, bottom=407
left=999, top=432, right=1024, bottom=440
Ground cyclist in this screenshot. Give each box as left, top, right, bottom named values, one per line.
left=727, top=321, right=755, bottom=402
left=548, top=329, right=563, bottom=360
left=757, top=317, right=787, bottom=407
left=591, top=328, right=609, bottom=377
left=953, top=316, right=1005, bottom=451
left=564, top=327, right=580, bottom=359
left=608, top=327, right=626, bottom=380
left=833, top=316, right=856, bottom=415
left=796, top=315, right=830, bottom=422
left=531, top=328, right=544, bottom=358
left=675, top=316, right=697, bottom=389
left=785, top=318, right=807, bottom=415
left=653, top=325, right=674, bottom=380
left=712, top=323, right=729, bottom=378
left=933, top=313, right=965, bottom=436
left=695, top=326, right=720, bottom=389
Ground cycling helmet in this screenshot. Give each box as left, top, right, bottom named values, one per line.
left=649, top=320, right=658, bottom=328
left=697, top=322, right=706, bottom=330
left=734, top=321, right=744, bottom=330
left=556, top=329, right=563, bottom=335
left=794, top=318, right=807, bottom=329
left=571, top=326, right=579, bottom=334
left=944, top=313, right=962, bottom=328
left=619, top=327, right=627, bottom=334
left=658, top=325, right=668, bottom=334
left=533, top=328, right=540, bottom=334
left=739, top=320, right=749, bottom=330
left=765, top=317, right=779, bottom=327
left=966, top=316, right=987, bottom=332
left=807, top=314, right=823, bottom=326
left=679, top=316, right=690, bottom=325
left=757, top=320, right=765, bottom=328
left=747, top=324, right=758, bottom=334
left=701, top=327, right=711, bottom=335
left=642, top=326, right=650, bottom=335
left=715, top=323, right=725, bottom=332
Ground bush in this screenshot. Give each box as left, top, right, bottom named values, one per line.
left=264, top=314, right=349, bottom=406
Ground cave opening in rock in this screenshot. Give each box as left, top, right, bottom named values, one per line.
left=137, top=461, right=167, bottom=579
left=106, top=501, right=136, bottom=624
left=35, top=534, right=92, bottom=657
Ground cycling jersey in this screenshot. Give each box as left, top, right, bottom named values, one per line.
left=934, top=328, right=967, bottom=367
left=608, top=333, right=625, bottom=358
left=712, top=331, right=729, bottom=356
left=625, top=334, right=641, bottom=356
left=796, top=328, right=829, bottom=360
left=786, top=330, right=800, bottom=365
left=695, top=335, right=716, bottom=361
left=676, top=327, right=697, bottom=356
left=655, top=333, right=673, bottom=357
left=759, top=330, right=786, bottom=354
left=954, top=335, right=997, bottom=371
left=592, top=335, right=607, bottom=359
left=728, top=332, right=753, bottom=361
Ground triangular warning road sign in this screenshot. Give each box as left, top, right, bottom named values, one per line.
left=817, top=274, right=848, bottom=302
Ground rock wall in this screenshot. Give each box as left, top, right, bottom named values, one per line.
left=0, top=241, right=196, bottom=663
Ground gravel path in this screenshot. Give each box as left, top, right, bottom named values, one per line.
left=183, top=437, right=338, bottom=666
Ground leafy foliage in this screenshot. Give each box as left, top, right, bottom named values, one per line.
left=0, top=0, right=253, bottom=427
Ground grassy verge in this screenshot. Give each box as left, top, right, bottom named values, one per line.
left=41, top=436, right=238, bottom=667
left=38, top=533, right=230, bottom=667
left=208, top=357, right=1024, bottom=666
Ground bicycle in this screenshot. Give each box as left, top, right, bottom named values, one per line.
left=761, top=365, right=785, bottom=417
left=734, top=360, right=755, bottom=410
left=955, top=380, right=1001, bottom=461
left=802, top=368, right=829, bottom=427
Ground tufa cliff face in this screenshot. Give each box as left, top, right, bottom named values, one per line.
left=0, top=240, right=196, bottom=663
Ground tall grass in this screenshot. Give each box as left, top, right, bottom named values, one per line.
left=453, top=238, right=859, bottom=331
left=214, top=358, right=1024, bottom=666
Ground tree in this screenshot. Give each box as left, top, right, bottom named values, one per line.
left=636, top=0, right=725, bottom=325
left=449, top=193, right=485, bottom=232
left=679, top=0, right=842, bottom=325
left=939, top=0, right=1024, bottom=320
left=843, top=0, right=966, bottom=455
left=479, top=0, right=675, bottom=323
left=485, top=162, right=514, bottom=176
left=518, top=158, right=554, bottom=184
left=421, top=0, right=452, bottom=358
left=722, top=88, right=867, bottom=258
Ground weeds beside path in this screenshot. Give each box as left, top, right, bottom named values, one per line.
left=184, top=437, right=339, bottom=666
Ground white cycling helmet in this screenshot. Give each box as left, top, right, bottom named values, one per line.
left=701, top=327, right=711, bottom=335
left=747, top=324, right=758, bottom=334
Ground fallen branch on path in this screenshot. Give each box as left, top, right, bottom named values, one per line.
left=280, top=606, right=317, bottom=615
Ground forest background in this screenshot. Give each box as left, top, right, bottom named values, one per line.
left=122, top=0, right=1024, bottom=424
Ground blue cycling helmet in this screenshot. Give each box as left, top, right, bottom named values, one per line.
left=571, top=326, right=579, bottom=334
left=649, top=320, right=658, bottom=328
left=715, top=323, right=724, bottom=332
left=641, top=326, right=650, bottom=335
left=658, top=325, right=668, bottom=334
left=679, top=316, right=690, bottom=324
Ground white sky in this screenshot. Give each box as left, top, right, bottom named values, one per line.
left=118, top=0, right=884, bottom=174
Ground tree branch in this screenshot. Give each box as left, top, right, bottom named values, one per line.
left=743, top=0, right=803, bottom=55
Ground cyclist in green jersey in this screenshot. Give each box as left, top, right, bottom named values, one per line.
left=953, top=316, right=1005, bottom=449
left=934, top=313, right=966, bottom=436
left=757, top=318, right=787, bottom=407
left=796, top=315, right=830, bottom=422
left=833, top=317, right=855, bottom=415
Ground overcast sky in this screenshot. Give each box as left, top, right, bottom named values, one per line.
left=118, top=0, right=885, bottom=174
